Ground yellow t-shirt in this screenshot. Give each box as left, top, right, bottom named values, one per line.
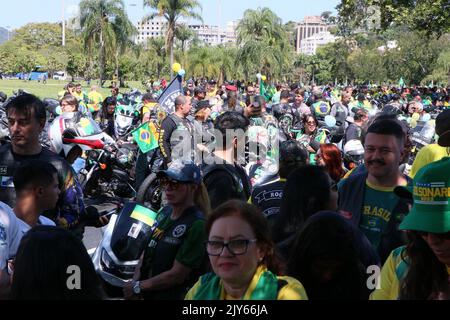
left=185, top=265, right=308, bottom=300
left=87, top=91, right=104, bottom=112
left=370, top=247, right=450, bottom=300
left=409, top=145, right=450, bottom=178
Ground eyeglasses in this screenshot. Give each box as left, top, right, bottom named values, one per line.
left=306, top=121, right=316, bottom=126
left=160, top=178, right=185, bottom=190
left=206, top=239, right=257, bottom=256
left=417, top=231, right=450, bottom=240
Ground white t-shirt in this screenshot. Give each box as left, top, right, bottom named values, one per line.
left=0, top=202, right=22, bottom=270
left=17, top=216, right=56, bottom=236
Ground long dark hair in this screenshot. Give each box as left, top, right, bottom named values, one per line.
left=10, top=226, right=104, bottom=300
left=206, top=200, right=285, bottom=275
left=399, top=231, right=449, bottom=300
left=272, top=166, right=332, bottom=243
left=287, top=212, right=375, bottom=300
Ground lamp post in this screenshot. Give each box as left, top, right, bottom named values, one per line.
left=62, top=0, right=66, bottom=46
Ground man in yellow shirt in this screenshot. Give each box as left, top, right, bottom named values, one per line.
left=87, top=85, right=103, bottom=114
left=409, top=110, right=450, bottom=177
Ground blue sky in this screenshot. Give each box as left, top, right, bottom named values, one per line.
left=1, top=0, right=339, bottom=30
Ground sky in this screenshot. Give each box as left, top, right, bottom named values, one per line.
left=0, top=0, right=340, bottom=30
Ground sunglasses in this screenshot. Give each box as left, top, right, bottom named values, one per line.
left=160, top=178, right=186, bottom=190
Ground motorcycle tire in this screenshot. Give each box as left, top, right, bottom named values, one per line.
left=136, top=173, right=162, bottom=212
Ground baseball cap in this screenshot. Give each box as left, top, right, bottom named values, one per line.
left=194, top=87, right=206, bottom=95
left=157, top=160, right=202, bottom=185
left=225, top=85, right=237, bottom=92
left=195, top=100, right=211, bottom=113
left=395, top=157, right=450, bottom=233
left=436, top=110, right=450, bottom=147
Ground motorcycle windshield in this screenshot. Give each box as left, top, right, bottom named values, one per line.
left=74, top=117, right=103, bottom=137
left=110, top=202, right=159, bottom=261
left=116, top=114, right=134, bottom=130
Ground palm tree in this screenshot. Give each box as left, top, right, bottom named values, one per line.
left=236, top=8, right=292, bottom=81
left=143, top=0, right=202, bottom=79
left=146, top=37, right=167, bottom=78
left=79, top=0, right=136, bottom=86
left=175, top=24, right=195, bottom=53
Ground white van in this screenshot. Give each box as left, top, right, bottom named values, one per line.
left=53, top=71, right=67, bottom=81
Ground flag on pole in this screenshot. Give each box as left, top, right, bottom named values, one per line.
left=158, top=75, right=183, bottom=114
left=132, top=122, right=159, bottom=153
left=399, top=77, right=405, bottom=88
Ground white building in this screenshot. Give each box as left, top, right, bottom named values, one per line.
left=136, top=16, right=238, bottom=46
left=188, top=24, right=227, bottom=46
left=225, top=20, right=239, bottom=43
left=295, top=16, right=334, bottom=54
left=300, top=31, right=337, bottom=55
left=136, top=16, right=167, bottom=44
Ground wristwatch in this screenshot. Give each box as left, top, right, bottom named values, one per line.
left=133, top=281, right=141, bottom=295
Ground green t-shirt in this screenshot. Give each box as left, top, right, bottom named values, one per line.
left=148, top=210, right=206, bottom=269
left=359, top=181, right=400, bottom=250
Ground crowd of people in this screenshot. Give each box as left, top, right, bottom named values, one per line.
left=0, top=77, right=449, bottom=300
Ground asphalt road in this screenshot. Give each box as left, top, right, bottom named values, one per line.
left=82, top=197, right=121, bottom=254
left=83, top=226, right=104, bottom=254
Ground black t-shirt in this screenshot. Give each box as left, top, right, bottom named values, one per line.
left=0, top=143, right=84, bottom=227
left=344, top=123, right=363, bottom=145
left=203, top=161, right=251, bottom=210
left=251, top=177, right=285, bottom=227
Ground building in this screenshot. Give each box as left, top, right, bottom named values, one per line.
left=188, top=24, right=227, bottom=46
left=136, top=16, right=238, bottom=46
left=136, top=16, right=167, bottom=44
left=299, top=31, right=337, bottom=56
left=225, top=20, right=239, bottom=43
left=295, top=16, right=333, bottom=53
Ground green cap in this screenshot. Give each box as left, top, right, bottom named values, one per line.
left=396, top=157, right=450, bottom=233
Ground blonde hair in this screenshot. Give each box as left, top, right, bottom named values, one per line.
left=194, top=182, right=211, bottom=218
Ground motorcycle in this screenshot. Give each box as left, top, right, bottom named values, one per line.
left=91, top=201, right=159, bottom=298
left=135, top=148, right=165, bottom=212
left=79, top=142, right=139, bottom=199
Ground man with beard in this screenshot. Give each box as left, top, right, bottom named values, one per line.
left=338, top=119, right=412, bottom=263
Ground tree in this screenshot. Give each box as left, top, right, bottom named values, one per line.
left=67, top=52, right=88, bottom=82
left=143, top=0, right=202, bottom=79
left=79, top=0, right=136, bottom=86
left=236, top=7, right=293, bottom=81
left=337, top=0, right=450, bottom=37
left=146, top=37, right=168, bottom=79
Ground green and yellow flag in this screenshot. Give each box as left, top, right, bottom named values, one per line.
left=132, top=122, right=159, bottom=153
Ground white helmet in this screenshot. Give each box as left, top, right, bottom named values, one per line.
left=344, top=139, right=364, bottom=156
left=49, top=112, right=105, bottom=156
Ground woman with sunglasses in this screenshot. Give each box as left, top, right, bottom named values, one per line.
left=296, top=114, right=328, bottom=164
left=124, top=160, right=211, bottom=300
left=371, top=158, right=450, bottom=300
left=185, top=200, right=308, bottom=300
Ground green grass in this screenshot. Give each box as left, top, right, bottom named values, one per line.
left=0, top=79, right=147, bottom=100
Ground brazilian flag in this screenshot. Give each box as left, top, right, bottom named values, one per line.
left=260, top=81, right=274, bottom=102
left=132, top=122, right=159, bottom=153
